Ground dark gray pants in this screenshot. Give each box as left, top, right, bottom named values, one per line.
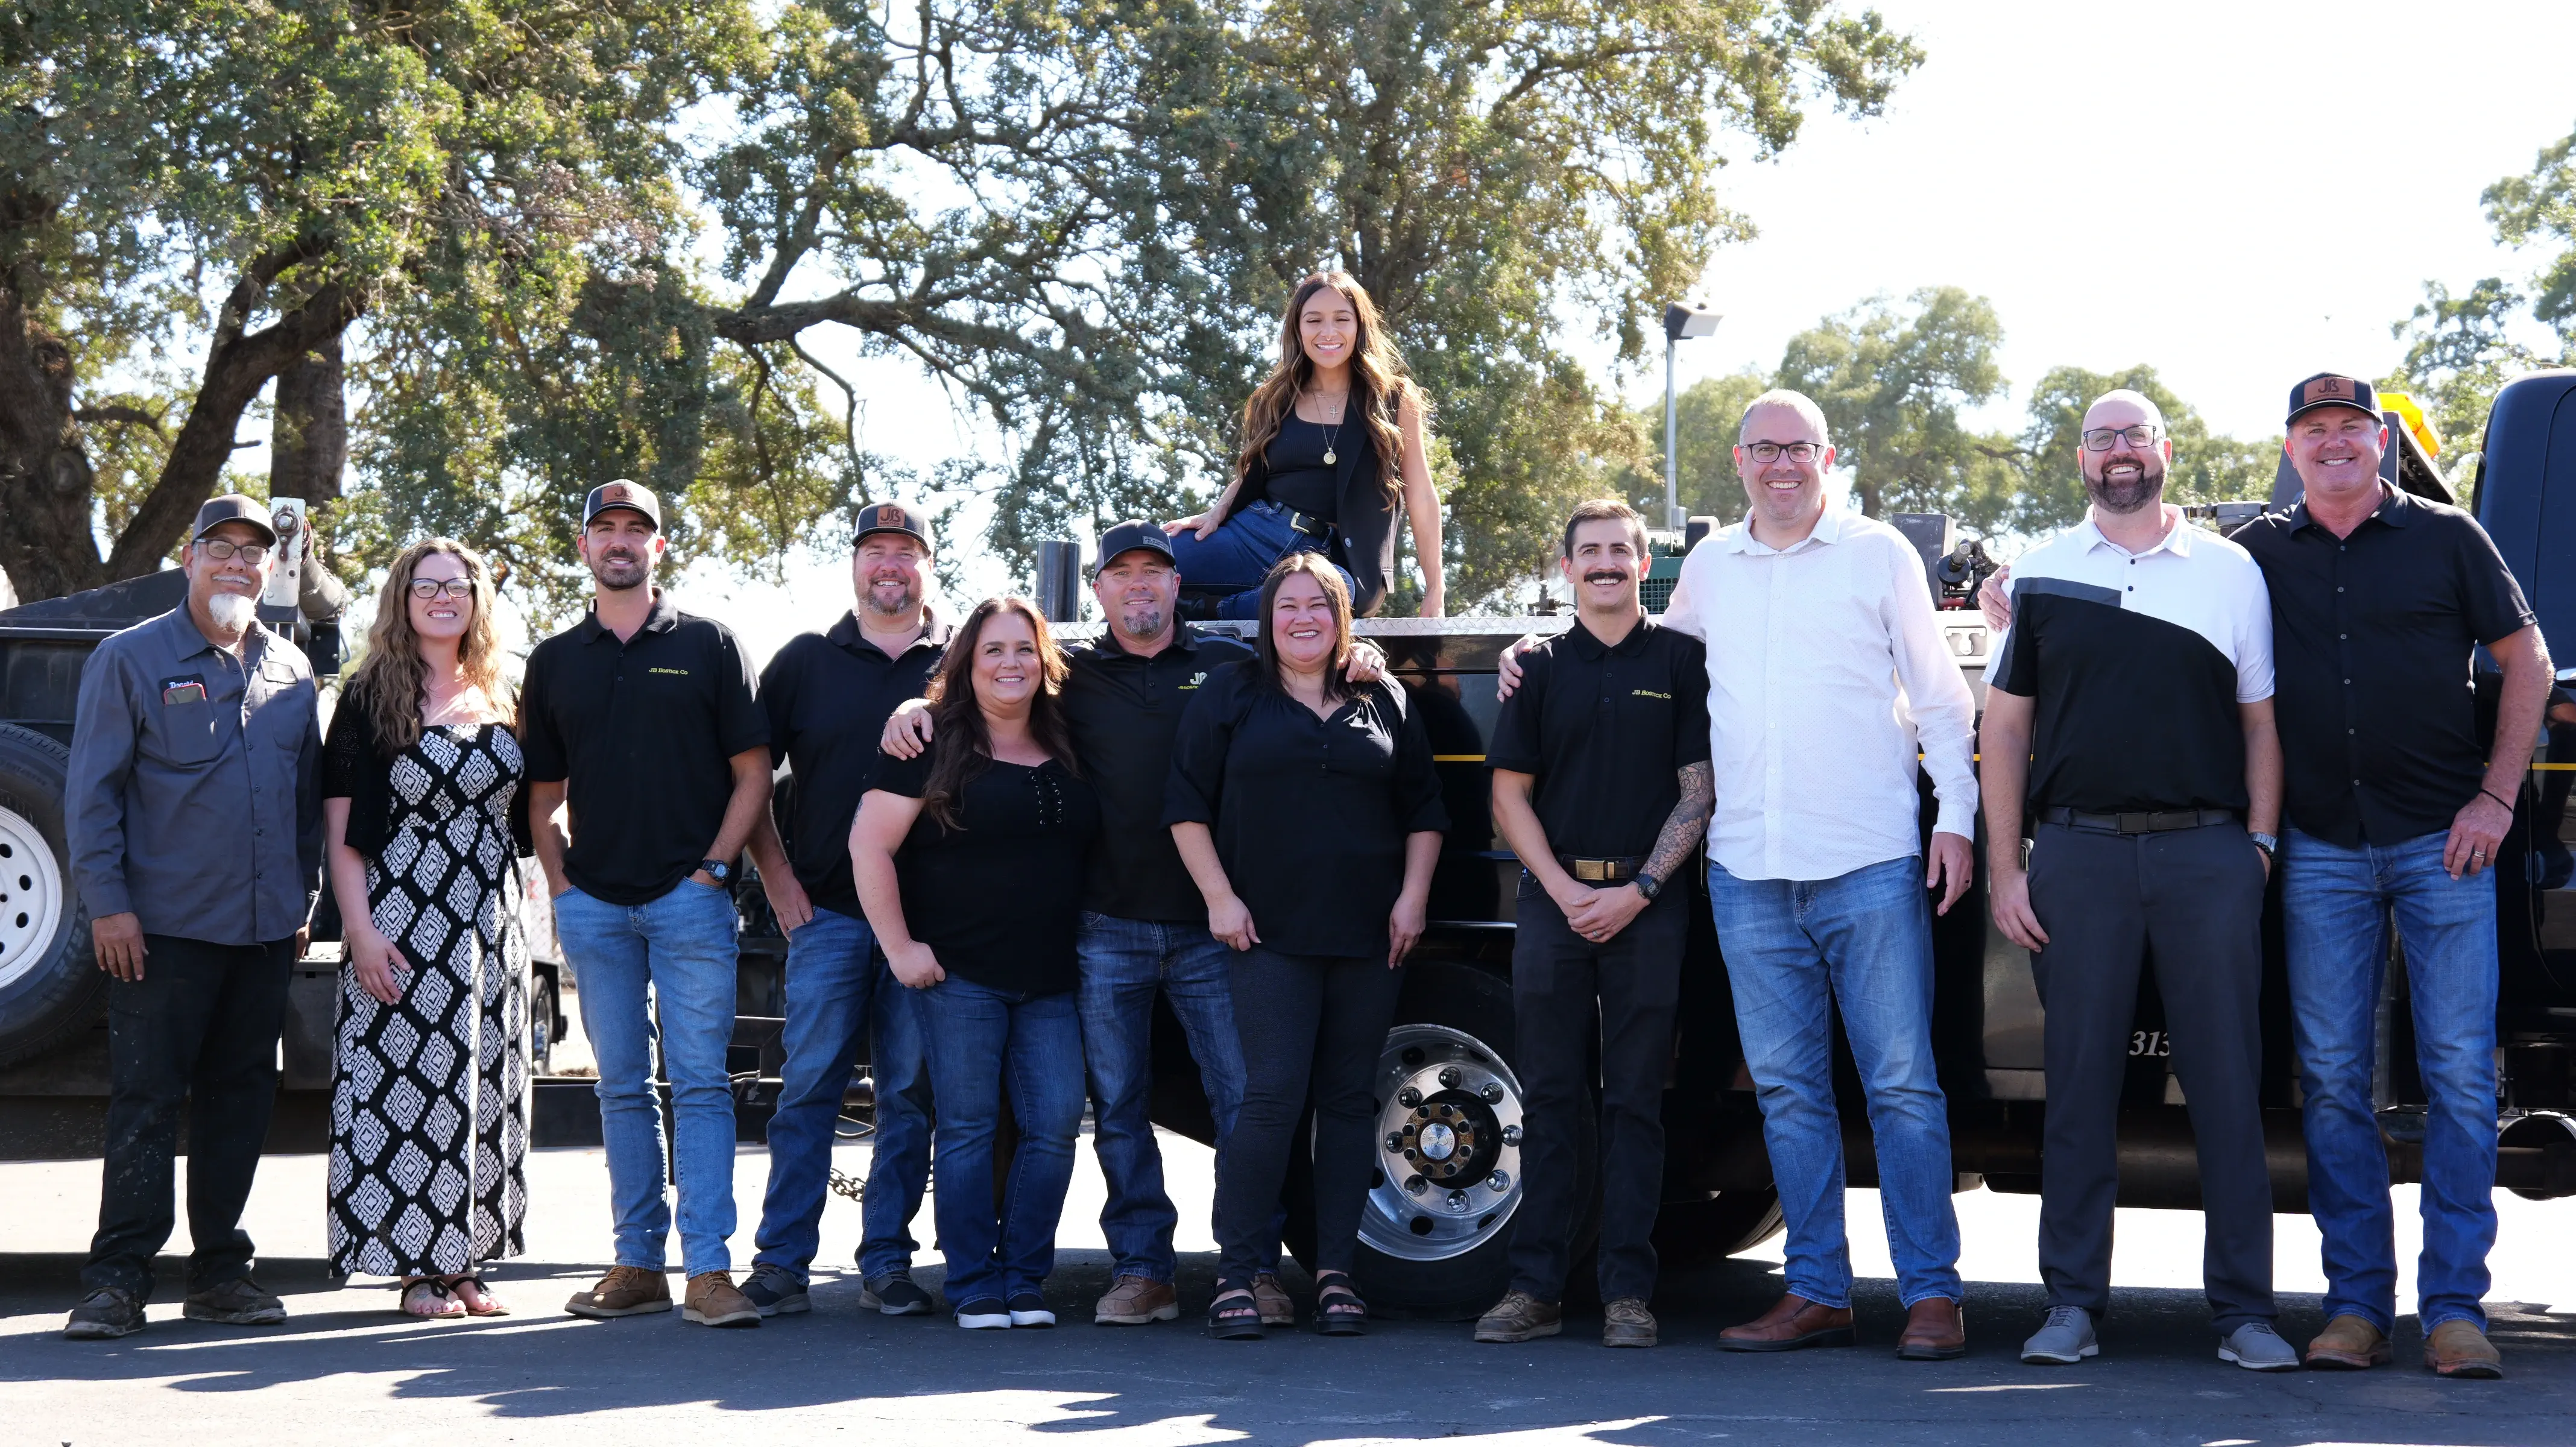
left=85, top=935, right=294, bottom=1298
left=1506, top=877, right=1684, bottom=1304
left=2028, top=821, right=2274, bottom=1330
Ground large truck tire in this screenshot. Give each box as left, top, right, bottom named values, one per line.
left=0, top=725, right=101, bottom=1068
left=1340, top=959, right=1596, bottom=1320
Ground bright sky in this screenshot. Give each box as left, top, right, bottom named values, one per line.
left=244, top=1, right=2576, bottom=660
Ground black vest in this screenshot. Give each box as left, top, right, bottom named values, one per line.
left=1225, top=412, right=1401, bottom=616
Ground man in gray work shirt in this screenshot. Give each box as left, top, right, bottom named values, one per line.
left=62, top=494, right=323, bottom=1340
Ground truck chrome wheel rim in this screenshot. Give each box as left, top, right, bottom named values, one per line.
left=0, top=804, right=65, bottom=992
left=1362, top=1023, right=1526, bottom=1263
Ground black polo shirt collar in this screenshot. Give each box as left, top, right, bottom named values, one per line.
left=824, top=608, right=950, bottom=661
left=575, top=587, right=683, bottom=643
left=1090, top=623, right=1219, bottom=661
left=1561, top=611, right=1653, bottom=661
left=2284, top=484, right=2417, bottom=537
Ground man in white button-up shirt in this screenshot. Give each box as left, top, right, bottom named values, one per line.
left=1500, top=388, right=1978, bottom=1358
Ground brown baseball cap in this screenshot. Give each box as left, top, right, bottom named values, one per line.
left=2285, top=373, right=2381, bottom=427
left=191, top=493, right=278, bottom=546
left=582, top=479, right=661, bottom=530
left=854, top=500, right=930, bottom=547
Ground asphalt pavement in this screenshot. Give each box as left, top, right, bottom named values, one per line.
left=5, top=1133, right=2574, bottom=1446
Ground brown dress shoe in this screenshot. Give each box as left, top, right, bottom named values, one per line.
left=1602, top=1297, right=1658, bottom=1349
left=1719, top=1294, right=1855, bottom=1352
left=1250, top=1273, right=1295, bottom=1328
left=2303, top=1313, right=2391, bottom=1369
left=1474, top=1290, right=1562, bottom=1343
left=565, top=1265, right=672, bottom=1319
left=2423, top=1319, right=2503, bottom=1379
left=1094, top=1275, right=1179, bottom=1325
left=1896, top=1296, right=1966, bottom=1360
left=681, top=1272, right=763, bottom=1328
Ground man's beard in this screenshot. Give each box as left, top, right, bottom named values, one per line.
left=1116, top=605, right=1167, bottom=642
left=863, top=576, right=921, bottom=618
left=2087, top=458, right=2165, bottom=515
left=590, top=552, right=649, bottom=591
left=206, top=591, right=257, bottom=631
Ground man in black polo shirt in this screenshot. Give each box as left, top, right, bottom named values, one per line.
left=522, top=481, right=772, bottom=1330
left=2235, top=374, right=2551, bottom=1378
left=736, top=502, right=950, bottom=1320
left=1978, top=390, right=2297, bottom=1372
left=1473, top=499, right=1711, bottom=1350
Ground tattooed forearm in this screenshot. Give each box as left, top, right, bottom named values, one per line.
left=1643, top=761, right=1714, bottom=884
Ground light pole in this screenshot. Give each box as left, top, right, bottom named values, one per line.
left=1662, top=301, right=1722, bottom=529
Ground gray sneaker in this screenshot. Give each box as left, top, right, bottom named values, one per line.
left=2218, top=1321, right=2299, bottom=1372
left=2021, top=1305, right=2097, bottom=1364
left=182, top=1276, right=286, bottom=1326
left=860, top=1269, right=932, bottom=1316
left=65, top=1287, right=146, bottom=1340
left=739, top=1264, right=810, bottom=1317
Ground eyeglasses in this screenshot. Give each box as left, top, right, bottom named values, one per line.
left=2080, top=424, right=2164, bottom=452
left=409, top=578, right=475, bottom=601
left=195, top=538, right=269, bottom=564
left=1743, top=441, right=1820, bottom=464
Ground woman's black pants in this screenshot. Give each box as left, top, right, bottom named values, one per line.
left=1213, top=947, right=1404, bottom=1287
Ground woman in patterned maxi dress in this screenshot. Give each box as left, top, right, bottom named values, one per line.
left=321, top=540, right=530, bottom=1318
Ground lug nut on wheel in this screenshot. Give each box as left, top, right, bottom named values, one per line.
left=1480, top=1082, right=1504, bottom=1103
left=1439, top=1067, right=1462, bottom=1088
left=1397, top=1086, right=1422, bottom=1108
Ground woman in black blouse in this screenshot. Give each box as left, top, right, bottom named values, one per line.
left=1164, top=271, right=1445, bottom=620
left=850, top=595, right=1100, bottom=1331
left=1166, top=553, right=1449, bottom=1337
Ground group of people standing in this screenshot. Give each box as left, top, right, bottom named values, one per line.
left=49, top=265, right=2548, bottom=1384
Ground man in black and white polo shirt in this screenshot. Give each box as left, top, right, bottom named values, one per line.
left=1978, top=389, right=2296, bottom=1373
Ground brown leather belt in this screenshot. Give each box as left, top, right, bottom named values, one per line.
left=2041, top=807, right=2240, bottom=834
left=1559, top=854, right=1641, bottom=883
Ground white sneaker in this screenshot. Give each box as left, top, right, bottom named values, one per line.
left=955, top=1297, right=1011, bottom=1329
left=1007, top=1291, right=1056, bottom=1328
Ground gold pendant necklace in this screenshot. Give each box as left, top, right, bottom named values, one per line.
left=1309, top=388, right=1346, bottom=465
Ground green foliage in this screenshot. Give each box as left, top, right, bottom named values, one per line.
left=1775, top=287, right=2018, bottom=528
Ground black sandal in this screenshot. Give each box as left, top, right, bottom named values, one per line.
left=1313, top=1270, right=1368, bottom=1336
left=1207, top=1286, right=1264, bottom=1340
left=449, top=1274, right=510, bottom=1317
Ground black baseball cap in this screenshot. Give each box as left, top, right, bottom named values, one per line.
left=191, top=493, right=278, bottom=546
left=854, top=500, right=930, bottom=547
left=582, top=479, right=661, bottom=530
left=1093, top=520, right=1176, bottom=574
left=2286, top=373, right=2381, bottom=427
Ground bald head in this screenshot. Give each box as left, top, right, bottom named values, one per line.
left=2082, top=388, right=2167, bottom=432
left=1738, top=389, right=1833, bottom=447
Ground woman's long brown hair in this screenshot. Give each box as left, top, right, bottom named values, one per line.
left=349, top=538, right=513, bottom=756
left=1249, top=552, right=1355, bottom=704
left=1233, top=271, right=1424, bottom=502
left=918, top=595, right=1078, bottom=830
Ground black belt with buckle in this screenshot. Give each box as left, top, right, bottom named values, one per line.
left=2041, top=806, right=2240, bottom=834
left=1558, top=854, right=1641, bottom=883
left=1278, top=504, right=1334, bottom=540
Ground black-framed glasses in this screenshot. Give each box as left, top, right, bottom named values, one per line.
left=409, top=578, right=475, bottom=601
left=1743, top=441, right=1820, bottom=464
left=195, top=538, right=269, bottom=564
left=2080, top=424, right=2163, bottom=452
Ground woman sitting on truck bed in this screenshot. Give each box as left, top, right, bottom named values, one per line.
left=321, top=538, right=532, bottom=1319
left=1166, top=553, right=1449, bottom=1337
left=1163, top=270, right=1446, bottom=620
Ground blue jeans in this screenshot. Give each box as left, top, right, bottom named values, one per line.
left=1166, top=500, right=1357, bottom=620
left=751, top=907, right=933, bottom=1282
left=1706, top=855, right=1962, bottom=1309
left=554, top=880, right=741, bottom=1279
left=915, top=974, right=1087, bottom=1305
left=859, top=965, right=935, bottom=1281
left=1076, top=913, right=1275, bottom=1281
left=2282, top=826, right=2499, bottom=1334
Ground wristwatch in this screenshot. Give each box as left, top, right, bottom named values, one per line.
left=698, top=858, right=733, bottom=885
left=2249, top=832, right=2278, bottom=863
left=1632, top=869, right=1662, bottom=901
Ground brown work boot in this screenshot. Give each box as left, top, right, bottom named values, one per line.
left=1474, top=1290, right=1562, bottom=1344
left=680, top=1272, right=763, bottom=1328
left=1602, top=1297, right=1658, bottom=1348
left=2423, top=1319, right=2503, bottom=1379
left=1250, top=1273, right=1295, bottom=1327
left=1094, top=1275, right=1179, bottom=1325
left=1895, top=1296, right=1966, bottom=1360
left=2303, top=1313, right=2391, bottom=1370
left=564, top=1265, right=672, bottom=1319
left=1719, top=1293, right=1855, bottom=1352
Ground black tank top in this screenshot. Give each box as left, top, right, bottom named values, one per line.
left=1263, top=414, right=1341, bottom=523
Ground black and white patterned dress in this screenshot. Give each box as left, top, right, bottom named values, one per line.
left=327, top=724, right=529, bottom=1278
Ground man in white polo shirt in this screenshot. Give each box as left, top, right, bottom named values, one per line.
left=1498, top=386, right=1979, bottom=1360
left=1980, top=389, right=2293, bottom=1372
